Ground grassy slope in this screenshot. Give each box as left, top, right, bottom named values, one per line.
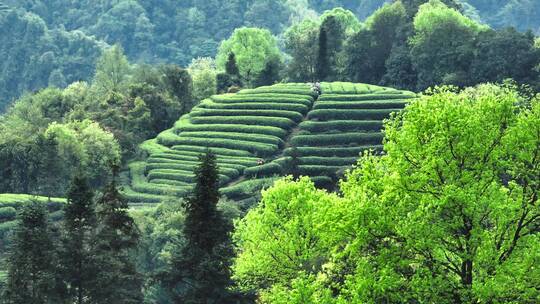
left=124, top=82, right=417, bottom=205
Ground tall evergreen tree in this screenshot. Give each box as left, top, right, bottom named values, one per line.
left=3, top=202, right=61, bottom=304
left=164, top=151, right=235, bottom=303
left=225, top=52, right=240, bottom=77
left=59, top=175, right=97, bottom=304
left=89, top=168, right=143, bottom=304
left=316, top=27, right=329, bottom=81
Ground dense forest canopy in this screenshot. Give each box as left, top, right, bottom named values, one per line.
left=1, top=0, right=540, bottom=110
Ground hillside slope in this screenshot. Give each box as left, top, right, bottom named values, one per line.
left=123, top=82, right=417, bottom=206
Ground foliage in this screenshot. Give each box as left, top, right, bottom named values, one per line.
left=2, top=201, right=62, bottom=303
left=216, top=27, right=282, bottom=86
left=232, top=84, right=540, bottom=303
left=188, top=57, right=217, bottom=102
left=161, top=151, right=237, bottom=303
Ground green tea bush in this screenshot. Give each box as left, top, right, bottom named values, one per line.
left=200, top=101, right=309, bottom=113
left=299, top=156, right=359, bottom=166
left=238, top=88, right=316, bottom=97
left=147, top=158, right=246, bottom=171
left=122, top=187, right=166, bottom=204
left=158, top=137, right=277, bottom=156
left=211, top=95, right=313, bottom=106
left=291, top=133, right=384, bottom=146
left=220, top=177, right=278, bottom=199
left=174, top=124, right=287, bottom=138
left=314, top=100, right=407, bottom=110
left=309, top=176, right=335, bottom=188
left=146, top=163, right=240, bottom=179
left=307, top=109, right=399, bottom=121
left=178, top=131, right=283, bottom=146
left=298, top=165, right=345, bottom=176
left=150, top=153, right=259, bottom=167
left=170, top=144, right=255, bottom=157
left=299, top=120, right=383, bottom=133
left=318, top=93, right=416, bottom=101
left=286, top=146, right=382, bottom=157
left=148, top=169, right=231, bottom=185
left=244, top=162, right=283, bottom=177
left=149, top=179, right=190, bottom=187
left=190, top=109, right=304, bottom=123
left=190, top=116, right=296, bottom=130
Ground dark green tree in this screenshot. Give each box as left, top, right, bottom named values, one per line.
left=216, top=73, right=234, bottom=93
left=254, top=58, right=281, bottom=87
left=161, top=65, right=193, bottom=114
left=3, top=202, right=61, bottom=304
left=316, top=27, right=329, bottom=81
left=285, top=146, right=301, bottom=180
left=225, top=52, right=240, bottom=77
left=164, top=151, right=235, bottom=303
left=89, top=169, right=143, bottom=304
left=59, top=175, right=97, bottom=304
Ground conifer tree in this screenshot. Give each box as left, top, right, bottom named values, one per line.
left=225, top=52, right=242, bottom=87
left=59, top=175, right=97, bottom=304
left=316, top=27, right=329, bottom=81
left=89, top=168, right=143, bottom=304
left=3, top=202, right=61, bottom=304
left=164, top=150, right=235, bottom=303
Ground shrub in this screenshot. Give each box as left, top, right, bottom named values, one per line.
left=291, top=132, right=384, bottom=146
left=299, top=156, right=359, bottom=166
left=309, top=176, right=335, bottom=188
left=146, top=163, right=240, bottom=179
left=244, top=162, right=283, bottom=178
left=285, top=146, right=383, bottom=157
left=178, top=131, right=283, bottom=146
left=170, top=144, right=255, bottom=157
left=211, top=95, right=313, bottom=106
left=298, top=165, right=345, bottom=176
left=122, top=186, right=166, bottom=204
left=149, top=179, right=190, bottom=187
left=174, top=123, right=287, bottom=138
left=150, top=153, right=259, bottom=166
left=0, top=207, right=16, bottom=221
left=190, top=109, right=304, bottom=122
left=238, top=88, right=316, bottom=97
left=299, top=120, right=383, bottom=133
left=220, top=177, right=278, bottom=199
left=148, top=169, right=231, bottom=185
left=157, top=137, right=278, bottom=157
left=318, top=93, right=416, bottom=101
left=307, top=109, right=400, bottom=121
left=313, top=100, right=407, bottom=110
left=146, top=158, right=246, bottom=171
left=190, top=116, right=296, bottom=130
left=199, top=101, right=309, bottom=113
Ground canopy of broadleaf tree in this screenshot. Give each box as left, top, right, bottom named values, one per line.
left=216, top=27, right=281, bottom=86
left=233, top=84, right=540, bottom=303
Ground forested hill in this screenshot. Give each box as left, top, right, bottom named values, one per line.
left=1, top=0, right=540, bottom=111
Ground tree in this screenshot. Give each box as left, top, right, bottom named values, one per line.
left=316, top=26, right=329, bottom=81
left=188, top=57, right=217, bottom=102
left=410, top=0, right=487, bottom=90
left=89, top=169, right=143, bottom=304
left=93, top=44, right=131, bottom=95
left=284, top=18, right=320, bottom=82
left=216, top=27, right=282, bottom=86
left=59, top=175, right=97, bottom=304
left=161, top=65, right=193, bottom=115
left=225, top=52, right=240, bottom=77
left=164, top=151, right=235, bottom=303
left=253, top=57, right=281, bottom=87
left=233, top=84, right=540, bottom=303
left=3, top=201, right=61, bottom=303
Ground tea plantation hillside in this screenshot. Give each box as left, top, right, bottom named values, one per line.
left=124, top=82, right=417, bottom=206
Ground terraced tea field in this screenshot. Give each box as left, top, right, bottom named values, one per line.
left=124, top=82, right=416, bottom=206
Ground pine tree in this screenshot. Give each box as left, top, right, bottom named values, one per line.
left=225, top=52, right=240, bottom=77
left=89, top=168, right=143, bottom=304
left=287, top=146, right=301, bottom=180
left=225, top=52, right=243, bottom=88
left=164, top=150, right=235, bottom=303
left=59, top=175, right=97, bottom=304
left=3, top=202, right=61, bottom=304
left=254, top=59, right=281, bottom=87
left=316, top=27, right=329, bottom=81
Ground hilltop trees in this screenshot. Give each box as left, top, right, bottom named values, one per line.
left=232, top=84, right=540, bottom=303
left=216, top=27, right=282, bottom=86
